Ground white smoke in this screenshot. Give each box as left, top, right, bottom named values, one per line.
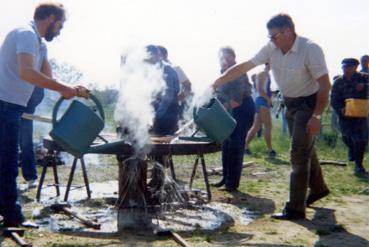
left=114, top=47, right=166, bottom=155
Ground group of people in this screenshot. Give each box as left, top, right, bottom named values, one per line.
left=0, top=2, right=367, bottom=229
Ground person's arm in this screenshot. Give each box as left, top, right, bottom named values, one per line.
left=213, top=60, right=256, bottom=89
left=306, top=74, right=331, bottom=135
left=330, top=80, right=344, bottom=116
left=257, top=71, right=271, bottom=105
left=17, top=53, right=87, bottom=99
left=40, top=58, right=52, bottom=78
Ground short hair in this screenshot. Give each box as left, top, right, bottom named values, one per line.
left=267, top=14, right=295, bottom=32
left=146, top=45, right=159, bottom=56
left=219, top=46, right=236, bottom=58
left=34, top=2, right=65, bottom=21
left=157, top=45, right=168, bottom=60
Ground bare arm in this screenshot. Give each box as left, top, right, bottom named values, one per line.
left=306, top=74, right=331, bottom=135
left=213, top=60, right=256, bottom=89
left=17, top=53, right=81, bottom=99
left=313, top=74, right=331, bottom=116
left=40, top=59, right=52, bottom=78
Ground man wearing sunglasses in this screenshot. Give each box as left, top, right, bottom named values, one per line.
left=213, top=13, right=331, bottom=220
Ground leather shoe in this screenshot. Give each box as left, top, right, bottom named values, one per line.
left=306, top=190, right=330, bottom=207
left=271, top=208, right=305, bottom=220
left=211, top=179, right=225, bottom=188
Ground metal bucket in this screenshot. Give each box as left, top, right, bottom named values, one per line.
left=49, top=94, right=105, bottom=158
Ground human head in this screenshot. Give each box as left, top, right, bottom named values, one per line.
left=145, top=45, right=160, bottom=64
left=266, top=14, right=295, bottom=49
left=218, top=46, right=236, bottom=70
left=341, top=58, right=359, bottom=78
left=157, top=45, right=168, bottom=62
left=360, top=55, right=369, bottom=71
left=34, top=2, right=66, bottom=42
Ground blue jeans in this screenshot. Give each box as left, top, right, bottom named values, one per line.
left=222, top=96, right=255, bottom=189
left=20, top=87, right=44, bottom=181
left=0, top=100, right=25, bottom=223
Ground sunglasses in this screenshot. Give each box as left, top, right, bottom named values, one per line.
left=268, top=32, right=283, bottom=41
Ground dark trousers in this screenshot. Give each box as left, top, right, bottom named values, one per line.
left=339, top=117, right=368, bottom=169
left=284, top=94, right=328, bottom=213
left=20, top=108, right=38, bottom=181
left=222, top=96, right=255, bottom=189
left=19, top=87, right=44, bottom=181
left=0, top=100, right=25, bottom=223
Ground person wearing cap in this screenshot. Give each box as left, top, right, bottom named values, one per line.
left=360, top=55, right=369, bottom=73
left=0, top=2, right=89, bottom=227
left=331, top=58, right=369, bottom=176
left=212, top=14, right=331, bottom=220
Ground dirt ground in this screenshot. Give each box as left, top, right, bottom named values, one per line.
left=0, top=156, right=368, bottom=247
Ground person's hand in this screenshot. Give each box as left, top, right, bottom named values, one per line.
left=212, top=79, right=221, bottom=91
left=75, top=85, right=90, bottom=98
left=60, top=85, right=77, bottom=99
left=306, top=116, right=321, bottom=135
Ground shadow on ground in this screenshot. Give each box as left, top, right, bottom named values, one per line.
left=296, top=207, right=368, bottom=247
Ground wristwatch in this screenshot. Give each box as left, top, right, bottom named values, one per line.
left=312, top=114, right=322, bottom=120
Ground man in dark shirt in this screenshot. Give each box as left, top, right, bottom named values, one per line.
left=360, top=55, right=369, bottom=73
left=331, top=58, right=369, bottom=176
left=146, top=45, right=180, bottom=135
left=211, top=46, right=255, bottom=191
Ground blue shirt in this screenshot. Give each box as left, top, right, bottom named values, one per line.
left=0, top=21, right=47, bottom=106
left=154, top=62, right=180, bottom=120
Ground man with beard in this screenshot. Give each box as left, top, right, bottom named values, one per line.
left=0, top=3, right=89, bottom=227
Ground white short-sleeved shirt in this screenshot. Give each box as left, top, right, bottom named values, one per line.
left=0, top=22, right=47, bottom=106
left=251, top=36, right=328, bottom=98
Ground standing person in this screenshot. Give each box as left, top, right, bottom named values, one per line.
left=0, top=2, right=89, bottom=227
left=157, top=45, right=193, bottom=119
left=244, top=64, right=277, bottom=158
left=211, top=46, right=255, bottom=191
left=146, top=45, right=180, bottom=135
left=213, top=14, right=331, bottom=219
left=20, top=86, right=45, bottom=189
left=360, top=55, right=369, bottom=73
left=331, top=58, right=369, bottom=176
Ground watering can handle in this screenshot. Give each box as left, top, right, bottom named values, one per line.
left=52, top=94, right=105, bottom=127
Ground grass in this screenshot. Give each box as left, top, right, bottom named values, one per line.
left=9, top=112, right=369, bottom=247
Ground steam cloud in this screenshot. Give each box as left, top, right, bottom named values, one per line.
left=114, top=47, right=166, bottom=156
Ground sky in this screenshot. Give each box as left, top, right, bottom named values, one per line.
left=0, top=0, right=368, bottom=92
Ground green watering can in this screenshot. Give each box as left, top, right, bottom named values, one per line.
left=180, top=97, right=236, bottom=144
left=49, top=94, right=105, bottom=158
